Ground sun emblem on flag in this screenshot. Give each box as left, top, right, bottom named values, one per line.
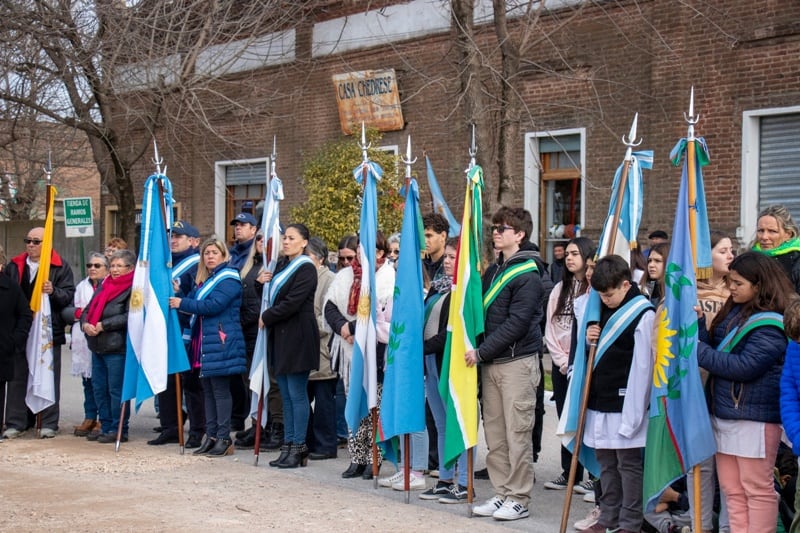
left=130, top=287, right=144, bottom=311
left=653, top=306, right=677, bottom=388
left=357, top=295, right=371, bottom=318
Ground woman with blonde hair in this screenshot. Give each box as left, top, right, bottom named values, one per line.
left=169, top=238, right=247, bottom=457
left=752, top=204, right=800, bottom=293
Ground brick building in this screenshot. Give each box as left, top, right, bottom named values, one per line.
left=118, top=0, right=800, bottom=261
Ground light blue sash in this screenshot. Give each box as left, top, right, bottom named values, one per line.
left=188, top=267, right=241, bottom=330
left=268, top=255, right=313, bottom=306
left=172, top=254, right=199, bottom=280
left=593, top=295, right=653, bottom=367
left=715, top=311, right=784, bottom=353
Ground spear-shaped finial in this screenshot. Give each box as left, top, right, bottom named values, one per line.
left=359, top=122, right=371, bottom=164
left=43, top=149, right=53, bottom=184
left=621, top=113, right=642, bottom=162
left=684, top=86, right=700, bottom=141
left=270, top=135, right=277, bottom=179
left=153, top=139, right=164, bottom=176
left=467, top=123, right=477, bottom=172
left=401, top=135, right=417, bottom=182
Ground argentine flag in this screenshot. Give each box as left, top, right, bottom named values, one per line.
left=124, top=174, right=188, bottom=410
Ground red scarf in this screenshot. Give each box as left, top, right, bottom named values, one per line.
left=86, top=270, right=134, bottom=326
left=347, top=254, right=386, bottom=315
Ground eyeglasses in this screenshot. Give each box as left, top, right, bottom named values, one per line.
left=256, top=235, right=264, bottom=242
left=24, top=238, right=42, bottom=245
left=388, top=250, right=399, bottom=256
left=86, top=263, right=106, bottom=269
left=109, top=264, right=132, bottom=270
left=490, top=225, right=515, bottom=234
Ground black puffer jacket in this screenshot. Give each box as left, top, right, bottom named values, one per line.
left=240, top=254, right=263, bottom=347
left=80, top=288, right=131, bottom=355
left=478, top=250, right=543, bottom=363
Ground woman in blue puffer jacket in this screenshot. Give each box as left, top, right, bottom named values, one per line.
left=170, top=238, right=247, bottom=457
left=696, top=251, right=792, bottom=532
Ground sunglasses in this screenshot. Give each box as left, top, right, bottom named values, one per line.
left=24, top=238, right=43, bottom=245
left=339, top=256, right=355, bottom=263
left=86, top=263, right=106, bottom=269
left=490, top=225, right=515, bottom=233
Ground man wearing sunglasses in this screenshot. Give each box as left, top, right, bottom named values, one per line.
left=3, top=227, right=75, bottom=439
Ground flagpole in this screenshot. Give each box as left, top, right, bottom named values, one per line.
left=466, top=124, right=477, bottom=517
left=683, top=86, right=705, bottom=533
left=560, top=115, right=642, bottom=533
left=36, top=152, right=54, bottom=439
left=399, top=136, right=417, bottom=501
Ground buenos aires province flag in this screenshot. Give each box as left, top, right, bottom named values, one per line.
left=437, top=165, right=484, bottom=469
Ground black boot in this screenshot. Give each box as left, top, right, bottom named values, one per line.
left=277, top=443, right=308, bottom=469
left=234, top=426, right=257, bottom=449
left=264, top=422, right=283, bottom=450
left=269, top=444, right=290, bottom=467
left=362, top=464, right=378, bottom=480
left=206, top=438, right=233, bottom=457
left=193, top=436, right=217, bottom=455
left=341, top=462, right=366, bottom=478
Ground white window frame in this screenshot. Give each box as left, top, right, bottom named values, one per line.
left=740, top=105, right=800, bottom=244
left=523, top=127, right=586, bottom=249
left=214, top=157, right=269, bottom=239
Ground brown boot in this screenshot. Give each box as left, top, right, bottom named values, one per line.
left=74, top=419, right=95, bottom=437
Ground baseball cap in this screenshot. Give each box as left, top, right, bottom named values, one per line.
left=172, top=220, right=200, bottom=238
left=230, top=212, right=257, bottom=226
left=648, top=230, right=669, bottom=240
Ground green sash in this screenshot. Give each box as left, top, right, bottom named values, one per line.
left=483, top=260, right=537, bottom=311
left=716, top=311, right=784, bottom=353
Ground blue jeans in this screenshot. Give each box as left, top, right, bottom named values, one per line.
left=82, top=377, right=98, bottom=420
left=400, top=430, right=430, bottom=471
left=335, top=377, right=348, bottom=439
left=202, top=376, right=232, bottom=440
left=276, top=372, right=310, bottom=444
left=92, top=353, right=129, bottom=435
left=424, top=354, right=467, bottom=485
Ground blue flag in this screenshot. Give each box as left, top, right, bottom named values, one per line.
left=124, top=174, right=189, bottom=410
left=643, top=143, right=716, bottom=511
left=345, top=160, right=383, bottom=432
left=377, top=178, right=425, bottom=462
left=425, top=156, right=460, bottom=237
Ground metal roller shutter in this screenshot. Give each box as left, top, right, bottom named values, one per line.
left=759, top=114, right=800, bottom=219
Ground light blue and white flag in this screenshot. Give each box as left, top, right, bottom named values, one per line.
left=249, top=175, right=284, bottom=426
left=124, top=174, right=189, bottom=410
left=596, top=150, right=653, bottom=262
left=425, top=155, right=460, bottom=236
left=345, top=159, right=383, bottom=432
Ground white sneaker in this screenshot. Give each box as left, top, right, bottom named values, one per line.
left=492, top=498, right=529, bottom=521
left=392, top=472, right=425, bottom=491
left=378, top=471, right=404, bottom=488
left=573, top=505, right=601, bottom=530
left=2, top=428, right=24, bottom=439
left=583, top=491, right=596, bottom=503
left=40, top=428, right=56, bottom=439
left=472, top=495, right=505, bottom=517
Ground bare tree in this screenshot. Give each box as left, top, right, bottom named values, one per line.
left=0, top=0, right=307, bottom=243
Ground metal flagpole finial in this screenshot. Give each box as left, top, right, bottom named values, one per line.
left=621, top=113, right=643, bottom=161
left=400, top=135, right=417, bottom=180
left=467, top=123, right=477, bottom=170
left=42, top=149, right=53, bottom=184
left=270, top=135, right=277, bottom=179
left=359, top=122, right=371, bottom=164
left=684, top=86, right=700, bottom=141
left=152, top=139, right=164, bottom=176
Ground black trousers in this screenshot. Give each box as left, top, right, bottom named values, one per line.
left=157, top=369, right=205, bottom=438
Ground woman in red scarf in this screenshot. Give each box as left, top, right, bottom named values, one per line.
left=80, top=249, right=136, bottom=443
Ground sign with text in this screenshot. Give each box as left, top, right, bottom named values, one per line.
left=63, top=197, right=94, bottom=237
left=332, top=69, right=404, bottom=135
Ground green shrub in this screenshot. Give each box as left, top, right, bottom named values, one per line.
left=292, top=129, right=404, bottom=249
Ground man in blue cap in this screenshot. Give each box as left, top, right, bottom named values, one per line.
left=149, top=220, right=205, bottom=447
left=229, top=212, right=258, bottom=270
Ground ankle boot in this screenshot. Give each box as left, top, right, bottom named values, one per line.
left=342, top=462, right=366, bottom=478
left=278, top=443, right=308, bottom=469
left=74, top=419, right=95, bottom=437
left=269, top=444, right=290, bottom=467
left=193, top=436, right=217, bottom=455
left=264, top=422, right=284, bottom=450
left=206, top=438, right=234, bottom=457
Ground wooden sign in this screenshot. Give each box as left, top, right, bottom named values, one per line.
left=332, top=69, right=404, bottom=135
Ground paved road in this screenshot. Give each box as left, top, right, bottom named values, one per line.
left=4, top=347, right=596, bottom=531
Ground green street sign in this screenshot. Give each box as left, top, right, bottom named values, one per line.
left=63, top=197, right=94, bottom=237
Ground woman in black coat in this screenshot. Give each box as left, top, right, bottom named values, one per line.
left=260, top=223, right=319, bottom=468
left=0, top=246, right=33, bottom=416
